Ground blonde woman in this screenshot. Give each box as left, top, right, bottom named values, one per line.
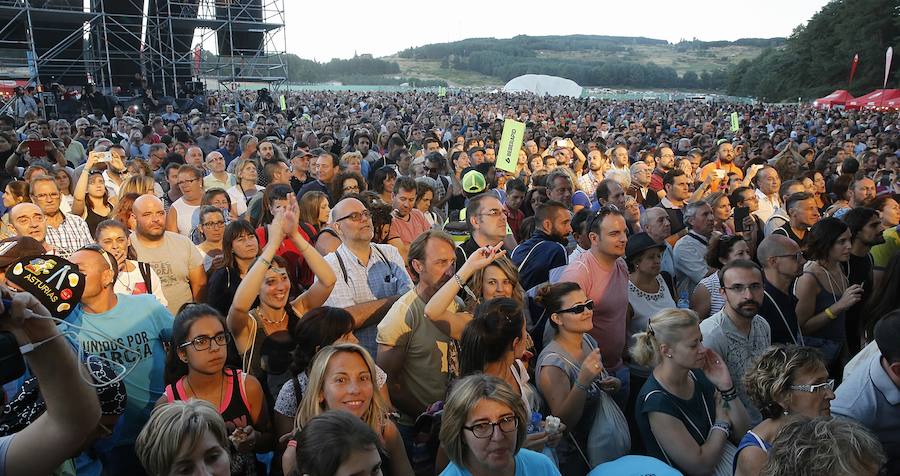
left=339, top=151, right=364, bottom=175
left=631, top=308, right=750, bottom=476
left=282, top=343, right=413, bottom=476
left=119, top=174, right=159, bottom=197
left=136, top=400, right=231, bottom=476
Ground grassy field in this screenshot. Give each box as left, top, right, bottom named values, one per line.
left=386, top=43, right=769, bottom=87
left=387, top=56, right=501, bottom=87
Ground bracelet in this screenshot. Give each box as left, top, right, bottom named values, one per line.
left=719, top=386, right=738, bottom=402
left=454, top=273, right=479, bottom=303
left=258, top=257, right=272, bottom=268
left=824, top=307, right=836, bottom=320
left=573, top=381, right=590, bottom=392
left=710, top=424, right=731, bottom=439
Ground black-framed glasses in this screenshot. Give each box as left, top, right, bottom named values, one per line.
left=178, top=177, right=200, bottom=187
left=790, top=379, right=834, bottom=393
left=722, top=283, right=764, bottom=294
left=178, top=332, right=230, bottom=351
left=342, top=185, right=360, bottom=193
left=336, top=210, right=372, bottom=223
left=557, top=300, right=594, bottom=314
left=202, top=220, right=225, bottom=229
left=463, top=415, right=518, bottom=439
left=774, top=251, right=804, bottom=261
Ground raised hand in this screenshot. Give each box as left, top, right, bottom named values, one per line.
left=576, top=348, right=603, bottom=388
left=700, top=348, right=733, bottom=391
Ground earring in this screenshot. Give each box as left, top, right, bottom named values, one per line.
left=666, top=354, right=673, bottom=358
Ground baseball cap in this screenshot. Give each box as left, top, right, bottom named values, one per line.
left=0, top=236, right=46, bottom=272
left=467, top=146, right=486, bottom=156
left=625, top=232, right=666, bottom=263
left=461, top=170, right=487, bottom=194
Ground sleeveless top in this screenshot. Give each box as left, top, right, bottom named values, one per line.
left=165, top=368, right=259, bottom=476
left=244, top=306, right=301, bottom=401
left=165, top=368, right=255, bottom=430
left=801, top=269, right=845, bottom=342
left=733, top=430, right=772, bottom=473
left=698, top=272, right=726, bottom=319
left=171, top=198, right=199, bottom=236
left=85, top=205, right=111, bottom=236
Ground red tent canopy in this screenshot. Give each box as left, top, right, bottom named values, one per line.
left=883, top=96, right=900, bottom=110
left=845, top=89, right=900, bottom=110
left=814, top=90, right=855, bottom=108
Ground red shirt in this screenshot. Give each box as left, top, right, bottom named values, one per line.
left=255, top=223, right=317, bottom=292
left=506, top=206, right=525, bottom=242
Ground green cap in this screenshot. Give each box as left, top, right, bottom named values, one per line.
left=461, top=170, right=486, bottom=194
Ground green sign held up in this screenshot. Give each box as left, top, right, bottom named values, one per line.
left=730, top=112, right=739, bottom=132
left=496, top=119, right=525, bottom=173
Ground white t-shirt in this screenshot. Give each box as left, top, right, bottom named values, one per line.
left=114, top=259, right=168, bottom=308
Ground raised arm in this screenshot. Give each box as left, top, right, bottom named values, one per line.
left=280, top=194, right=336, bottom=313
left=72, top=152, right=99, bottom=217
left=1, top=287, right=101, bottom=476
left=228, top=213, right=285, bottom=354
left=423, top=243, right=505, bottom=340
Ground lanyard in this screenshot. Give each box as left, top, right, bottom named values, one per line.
left=763, top=290, right=804, bottom=345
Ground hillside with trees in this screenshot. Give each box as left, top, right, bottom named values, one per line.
left=727, top=0, right=900, bottom=101
left=391, top=34, right=783, bottom=90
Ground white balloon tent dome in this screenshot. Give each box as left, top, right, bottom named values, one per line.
left=501, top=74, right=583, bottom=97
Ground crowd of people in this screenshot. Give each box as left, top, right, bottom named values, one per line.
left=0, top=88, right=898, bottom=476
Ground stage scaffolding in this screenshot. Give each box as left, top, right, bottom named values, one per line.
left=0, top=0, right=287, bottom=100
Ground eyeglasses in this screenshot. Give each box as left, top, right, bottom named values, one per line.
left=722, top=283, right=764, bottom=294
left=178, top=177, right=200, bottom=187
left=336, top=210, right=372, bottom=223
left=179, top=332, right=230, bottom=351
left=342, top=185, right=360, bottom=193
left=79, top=243, right=117, bottom=272
left=557, top=300, right=594, bottom=314
left=790, top=379, right=835, bottom=393
left=774, top=251, right=804, bottom=261
left=203, top=221, right=225, bottom=229
left=32, top=192, right=60, bottom=201
left=463, top=415, right=518, bottom=439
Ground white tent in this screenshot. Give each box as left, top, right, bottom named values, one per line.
left=501, top=74, right=583, bottom=97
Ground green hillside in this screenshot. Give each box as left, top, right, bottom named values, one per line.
left=386, top=35, right=784, bottom=89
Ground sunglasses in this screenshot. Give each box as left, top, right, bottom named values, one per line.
left=557, top=300, right=594, bottom=315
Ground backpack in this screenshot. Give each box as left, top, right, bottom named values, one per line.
left=137, top=261, right=153, bottom=295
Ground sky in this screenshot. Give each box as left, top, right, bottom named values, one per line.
left=282, top=0, right=832, bottom=61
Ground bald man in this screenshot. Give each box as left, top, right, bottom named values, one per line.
left=321, top=197, right=412, bottom=357
left=130, top=195, right=205, bottom=313
left=757, top=234, right=804, bottom=345
left=10, top=203, right=52, bottom=253
left=65, top=247, right=172, bottom=473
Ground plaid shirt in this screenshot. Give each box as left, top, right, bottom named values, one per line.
left=321, top=243, right=412, bottom=356
left=45, top=213, right=94, bottom=259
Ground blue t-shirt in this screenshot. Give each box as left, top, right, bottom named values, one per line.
left=440, top=449, right=560, bottom=476
left=588, top=455, right=683, bottom=475
left=62, top=294, right=173, bottom=445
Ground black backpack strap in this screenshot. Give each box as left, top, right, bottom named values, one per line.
left=138, top=261, right=153, bottom=295
left=335, top=249, right=349, bottom=284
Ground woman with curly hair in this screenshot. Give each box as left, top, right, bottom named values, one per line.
left=734, top=345, right=834, bottom=476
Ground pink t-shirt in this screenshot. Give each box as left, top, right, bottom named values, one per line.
left=389, top=208, right=432, bottom=243
left=559, top=251, right=630, bottom=371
